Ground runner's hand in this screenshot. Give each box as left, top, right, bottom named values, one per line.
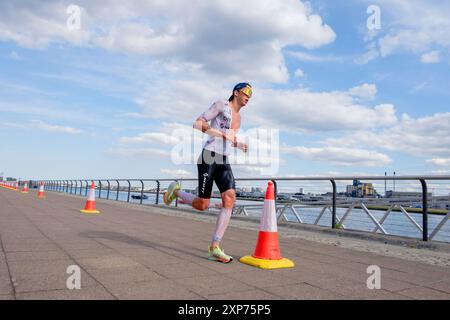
left=236, top=142, right=248, bottom=153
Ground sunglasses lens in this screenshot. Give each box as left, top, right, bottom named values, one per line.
left=241, top=86, right=252, bottom=98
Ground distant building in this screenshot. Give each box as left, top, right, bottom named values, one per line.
left=346, top=179, right=376, bottom=198
left=386, top=191, right=432, bottom=198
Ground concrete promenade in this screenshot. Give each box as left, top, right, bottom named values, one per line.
left=1, top=187, right=450, bottom=300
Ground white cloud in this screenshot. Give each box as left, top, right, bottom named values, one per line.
left=30, top=120, right=83, bottom=134
left=281, top=145, right=392, bottom=167
left=160, top=168, right=193, bottom=178
left=8, top=51, right=21, bottom=60
left=0, top=1, right=335, bottom=83
left=294, top=69, right=305, bottom=78
left=360, top=1, right=450, bottom=62
left=107, top=147, right=170, bottom=159
left=348, top=83, right=377, bottom=101
left=119, top=132, right=179, bottom=146
left=325, top=112, right=450, bottom=158
left=288, top=51, right=343, bottom=62
left=354, top=47, right=379, bottom=64
left=0, top=2, right=90, bottom=48
left=134, top=80, right=397, bottom=133
left=248, top=86, right=397, bottom=133
left=426, top=158, right=450, bottom=167
left=420, top=51, right=440, bottom=64
left=2, top=120, right=83, bottom=134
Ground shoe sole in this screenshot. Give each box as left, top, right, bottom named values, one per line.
left=163, top=183, right=180, bottom=206
left=208, top=256, right=233, bottom=263
left=163, top=192, right=170, bottom=205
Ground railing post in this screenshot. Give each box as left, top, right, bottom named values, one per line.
left=330, top=179, right=337, bottom=229
left=271, top=179, right=278, bottom=210
left=79, top=180, right=83, bottom=195
left=175, top=179, right=179, bottom=207
left=74, top=180, right=78, bottom=194
left=140, top=180, right=144, bottom=205
left=106, top=180, right=111, bottom=200
left=155, top=180, right=160, bottom=205
left=115, top=180, right=120, bottom=201
left=70, top=180, right=73, bottom=194
left=98, top=180, right=102, bottom=199
left=127, top=180, right=131, bottom=203
left=85, top=180, right=89, bottom=196
left=66, top=180, right=69, bottom=193
left=419, top=179, right=429, bottom=241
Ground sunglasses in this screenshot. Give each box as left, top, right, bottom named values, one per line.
left=240, top=86, right=252, bottom=98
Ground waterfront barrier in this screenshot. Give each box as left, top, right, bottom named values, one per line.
left=20, top=175, right=450, bottom=243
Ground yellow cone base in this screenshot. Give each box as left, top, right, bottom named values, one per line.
left=239, top=255, right=295, bottom=270
left=80, top=209, right=100, bottom=214
left=38, top=196, right=45, bottom=199
left=21, top=192, right=29, bottom=194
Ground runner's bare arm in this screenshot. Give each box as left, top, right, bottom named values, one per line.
left=193, top=101, right=236, bottom=143
left=193, top=118, right=236, bottom=143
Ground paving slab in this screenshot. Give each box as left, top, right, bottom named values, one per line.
left=1, top=188, right=449, bottom=300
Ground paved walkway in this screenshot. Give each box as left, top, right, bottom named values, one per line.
left=0, top=188, right=449, bottom=300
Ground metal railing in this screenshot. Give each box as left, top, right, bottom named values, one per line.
left=35, top=175, right=450, bottom=242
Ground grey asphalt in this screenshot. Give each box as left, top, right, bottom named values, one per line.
left=1, top=187, right=449, bottom=300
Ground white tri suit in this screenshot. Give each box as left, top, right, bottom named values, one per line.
left=197, top=100, right=236, bottom=199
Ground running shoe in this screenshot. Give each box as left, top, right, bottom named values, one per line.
left=163, top=181, right=181, bottom=205
left=208, top=245, right=233, bottom=263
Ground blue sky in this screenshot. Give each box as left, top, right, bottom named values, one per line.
left=1, top=0, right=449, bottom=192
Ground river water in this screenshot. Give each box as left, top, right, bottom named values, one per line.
left=62, top=187, right=450, bottom=243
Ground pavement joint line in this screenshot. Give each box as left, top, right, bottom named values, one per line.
left=291, top=281, right=348, bottom=298
left=0, top=194, right=22, bottom=300
left=27, top=191, right=235, bottom=290
left=8, top=198, right=120, bottom=300
left=0, top=235, right=17, bottom=300
left=36, top=191, right=450, bottom=270
left=14, top=191, right=291, bottom=300
left=4, top=189, right=450, bottom=299
left=24, top=196, right=176, bottom=288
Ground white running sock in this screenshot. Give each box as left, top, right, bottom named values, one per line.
left=212, top=207, right=232, bottom=243
left=177, top=190, right=196, bottom=205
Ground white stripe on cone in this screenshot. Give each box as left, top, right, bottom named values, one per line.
left=87, top=185, right=96, bottom=201
left=259, top=199, right=277, bottom=232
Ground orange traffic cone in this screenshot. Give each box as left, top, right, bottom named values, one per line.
left=80, top=181, right=100, bottom=214
left=21, top=182, right=29, bottom=194
left=240, top=181, right=294, bottom=269
left=37, top=182, right=45, bottom=199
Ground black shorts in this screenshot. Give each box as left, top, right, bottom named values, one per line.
left=197, top=149, right=235, bottom=199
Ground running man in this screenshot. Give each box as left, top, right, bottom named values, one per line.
left=163, top=82, right=252, bottom=263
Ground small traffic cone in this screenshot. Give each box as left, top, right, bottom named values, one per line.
left=240, top=181, right=294, bottom=269
left=37, top=182, right=45, bottom=199
left=80, top=181, right=100, bottom=214
left=21, top=182, right=29, bottom=194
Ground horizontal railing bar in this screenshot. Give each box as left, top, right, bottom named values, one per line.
left=38, top=175, right=450, bottom=182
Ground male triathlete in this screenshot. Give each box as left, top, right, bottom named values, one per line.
left=163, top=83, right=251, bottom=263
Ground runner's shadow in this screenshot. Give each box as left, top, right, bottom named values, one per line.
left=79, top=230, right=205, bottom=260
